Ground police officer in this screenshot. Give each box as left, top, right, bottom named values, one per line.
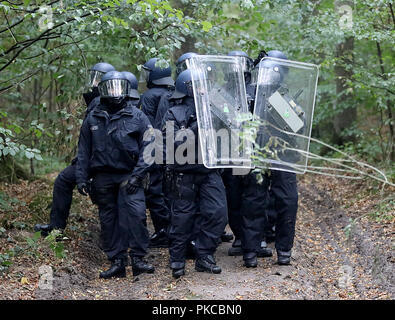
left=220, top=51, right=272, bottom=260
left=154, top=52, right=197, bottom=130
left=154, top=52, right=201, bottom=257
left=34, top=62, right=115, bottom=237
left=261, top=49, right=298, bottom=265
left=139, top=58, right=174, bottom=248
left=162, top=70, right=228, bottom=279
left=242, top=50, right=298, bottom=266
left=76, top=70, right=155, bottom=278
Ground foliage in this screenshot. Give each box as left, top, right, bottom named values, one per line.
left=44, top=229, right=67, bottom=259
left=0, top=0, right=393, bottom=178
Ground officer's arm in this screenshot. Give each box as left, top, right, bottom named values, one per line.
left=140, top=93, right=157, bottom=125
left=161, top=110, right=178, bottom=165
left=84, top=96, right=99, bottom=119
left=75, top=118, right=92, bottom=184
left=131, top=113, right=154, bottom=179
left=154, top=96, right=169, bottom=130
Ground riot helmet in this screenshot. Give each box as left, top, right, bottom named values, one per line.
left=171, top=69, right=195, bottom=99
left=98, top=71, right=130, bottom=110
left=121, top=71, right=140, bottom=99
left=267, top=50, right=288, bottom=60
left=258, top=59, right=285, bottom=87
left=87, top=62, right=116, bottom=88
left=140, top=58, right=174, bottom=86
left=176, top=52, right=198, bottom=76
left=227, top=51, right=253, bottom=75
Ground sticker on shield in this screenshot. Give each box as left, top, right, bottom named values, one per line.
left=253, top=56, right=319, bottom=173
left=187, top=55, right=253, bottom=169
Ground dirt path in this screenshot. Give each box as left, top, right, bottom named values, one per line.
left=1, top=176, right=393, bottom=300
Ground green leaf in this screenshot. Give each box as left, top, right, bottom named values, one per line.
left=25, top=151, right=34, bottom=159
left=201, top=21, right=212, bottom=32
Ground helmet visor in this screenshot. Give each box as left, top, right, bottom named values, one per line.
left=139, top=67, right=150, bottom=83
left=98, top=79, right=130, bottom=98
left=87, top=70, right=104, bottom=88
left=176, top=60, right=188, bottom=76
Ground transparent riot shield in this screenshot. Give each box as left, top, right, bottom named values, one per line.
left=253, top=57, right=319, bottom=173
left=187, top=55, right=253, bottom=169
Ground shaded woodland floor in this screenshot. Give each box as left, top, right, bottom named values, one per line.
left=0, top=173, right=393, bottom=300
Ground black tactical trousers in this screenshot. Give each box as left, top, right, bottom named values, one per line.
left=221, top=169, right=244, bottom=240
left=270, top=170, right=298, bottom=252
left=168, top=171, right=228, bottom=265
left=49, top=163, right=77, bottom=230
left=145, top=168, right=170, bottom=232
left=240, top=172, right=270, bottom=256
left=92, top=172, right=149, bottom=261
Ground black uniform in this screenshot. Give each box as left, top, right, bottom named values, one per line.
left=162, top=97, right=228, bottom=268
left=241, top=82, right=299, bottom=262
left=139, top=86, right=173, bottom=234
left=76, top=99, right=152, bottom=261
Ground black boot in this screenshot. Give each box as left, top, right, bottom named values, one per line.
left=170, top=262, right=185, bottom=279
left=257, top=240, right=273, bottom=258
left=228, top=238, right=243, bottom=256
left=195, top=255, right=221, bottom=274
left=34, top=224, right=53, bottom=237
left=221, top=231, right=234, bottom=242
left=243, top=252, right=258, bottom=268
left=131, top=256, right=155, bottom=276
left=149, top=228, right=169, bottom=248
left=277, top=250, right=292, bottom=265
left=99, top=259, right=126, bottom=279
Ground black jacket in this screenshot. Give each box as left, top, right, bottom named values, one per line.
left=76, top=100, right=153, bottom=184
left=140, top=86, right=174, bottom=126
left=162, top=96, right=211, bottom=174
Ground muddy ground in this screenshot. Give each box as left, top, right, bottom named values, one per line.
left=0, top=174, right=393, bottom=300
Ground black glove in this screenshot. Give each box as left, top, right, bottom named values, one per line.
left=253, top=50, right=268, bottom=67
left=124, top=176, right=142, bottom=194
left=77, top=182, right=89, bottom=196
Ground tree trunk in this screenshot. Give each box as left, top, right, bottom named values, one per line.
left=333, top=36, right=356, bottom=146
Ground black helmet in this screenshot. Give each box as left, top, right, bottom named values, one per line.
left=176, top=52, right=198, bottom=76
left=88, top=62, right=115, bottom=88
left=98, top=71, right=129, bottom=98
left=171, top=69, right=194, bottom=99
left=267, top=50, right=288, bottom=60
left=258, top=59, right=285, bottom=86
left=121, top=71, right=140, bottom=99
left=140, top=58, right=174, bottom=86
left=227, top=51, right=253, bottom=74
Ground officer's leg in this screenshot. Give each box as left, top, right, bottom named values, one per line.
left=34, top=164, right=77, bottom=236
left=49, top=164, right=77, bottom=229
left=168, top=174, right=197, bottom=278
left=195, top=171, right=227, bottom=274
left=146, top=169, right=170, bottom=247
left=264, top=189, right=277, bottom=243
left=118, top=185, right=154, bottom=276
left=240, top=173, right=269, bottom=267
left=93, top=174, right=127, bottom=279
left=270, top=170, right=298, bottom=265
left=222, top=169, right=243, bottom=252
